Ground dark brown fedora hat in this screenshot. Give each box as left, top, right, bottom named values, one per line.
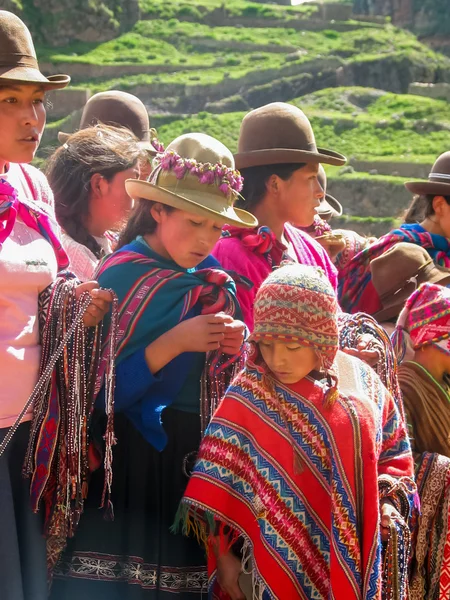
left=234, top=102, right=346, bottom=170
left=0, top=11, right=69, bottom=90
left=371, top=242, right=450, bottom=322
left=317, top=164, right=343, bottom=220
left=405, top=151, right=450, bottom=196
left=58, top=90, right=159, bottom=154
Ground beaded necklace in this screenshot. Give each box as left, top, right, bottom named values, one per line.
left=0, top=277, right=120, bottom=575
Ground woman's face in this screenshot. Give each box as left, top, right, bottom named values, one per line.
left=0, top=84, right=46, bottom=169
left=432, top=196, right=450, bottom=239
left=149, top=207, right=223, bottom=269
left=90, top=165, right=140, bottom=234
left=275, top=163, right=324, bottom=228
left=258, top=339, right=320, bottom=384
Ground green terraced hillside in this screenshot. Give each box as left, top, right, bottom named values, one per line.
left=33, top=0, right=450, bottom=232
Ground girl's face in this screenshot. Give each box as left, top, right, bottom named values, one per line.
left=149, top=206, right=223, bottom=269
left=274, top=163, right=324, bottom=228
left=0, top=84, right=46, bottom=170
left=90, top=165, right=140, bottom=234
left=259, top=339, right=320, bottom=384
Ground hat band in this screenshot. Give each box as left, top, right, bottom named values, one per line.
left=0, top=53, right=39, bottom=69
left=429, top=172, right=450, bottom=183
left=379, top=260, right=435, bottom=302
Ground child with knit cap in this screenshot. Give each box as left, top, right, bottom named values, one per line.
left=179, top=264, right=415, bottom=600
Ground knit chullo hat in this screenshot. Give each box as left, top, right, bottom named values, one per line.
left=392, top=282, right=450, bottom=363
left=249, top=263, right=340, bottom=404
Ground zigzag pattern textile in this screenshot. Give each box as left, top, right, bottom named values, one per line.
left=180, top=354, right=415, bottom=600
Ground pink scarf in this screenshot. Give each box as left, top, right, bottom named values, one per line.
left=0, top=178, right=68, bottom=270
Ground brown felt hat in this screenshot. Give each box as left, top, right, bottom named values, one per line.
left=317, top=164, right=343, bottom=220
left=234, top=102, right=346, bottom=170
left=371, top=243, right=450, bottom=322
left=58, top=91, right=158, bottom=153
left=126, top=132, right=258, bottom=229
left=405, top=151, right=450, bottom=196
left=0, top=11, right=70, bottom=90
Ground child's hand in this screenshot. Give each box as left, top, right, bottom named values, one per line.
left=216, top=551, right=245, bottom=600
left=380, top=499, right=402, bottom=542
left=175, top=313, right=229, bottom=353
left=220, top=318, right=246, bottom=355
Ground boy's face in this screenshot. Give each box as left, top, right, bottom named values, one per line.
left=258, top=339, right=319, bottom=384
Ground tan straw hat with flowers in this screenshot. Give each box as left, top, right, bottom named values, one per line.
left=0, top=11, right=70, bottom=90
left=58, top=91, right=162, bottom=154
left=234, top=102, right=346, bottom=170
left=405, top=152, right=450, bottom=196
left=126, top=133, right=258, bottom=228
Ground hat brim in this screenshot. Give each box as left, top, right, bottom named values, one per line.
left=234, top=147, right=346, bottom=170
left=318, top=193, right=343, bottom=219
left=405, top=180, right=450, bottom=196
left=0, top=66, right=70, bottom=90
left=125, top=179, right=258, bottom=229
left=138, top=140, right=158, bottom=155
left=373, top=270, right=450, bottom=322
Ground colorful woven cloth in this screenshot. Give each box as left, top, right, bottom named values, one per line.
left=94, top=238, right=245, bottom=444
left=392, top=282, right=450, bottom=361
left=180, top=347, right=415, bottom=599
left=338, top=223, right=450, bottom=314
left=398, top=361, right=450, bottom=457
left=212, top=222, right=338, bottom=331
left=334, top=229, right=377, bottom=271
left=410, top=452, right=450, bottom=600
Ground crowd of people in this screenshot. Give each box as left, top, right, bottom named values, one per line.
left=2, top=9, right=450, bottom=600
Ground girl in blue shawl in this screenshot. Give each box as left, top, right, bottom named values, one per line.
left=50, top=133, right=257, bottom=600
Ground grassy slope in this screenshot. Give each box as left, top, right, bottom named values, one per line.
left=36, top=0, right=450, bottom=208
left=44, top=86, right=450, bottom=165
left=141, top=88, right=450, bottom=163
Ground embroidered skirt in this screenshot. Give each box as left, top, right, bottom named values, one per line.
left=51, top=408, right=208, bottom=598
left=0, top=421, right=47, bottom=600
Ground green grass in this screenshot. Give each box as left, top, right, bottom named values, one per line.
left=42, top=87, right=450, bottom=165
left=38, top=19, right=436, bottom=67
left=325, top=165, right=410, bottom=184
left=138, top=0, right=319, bottom=21
left=148, top=88, right=450, bottom=162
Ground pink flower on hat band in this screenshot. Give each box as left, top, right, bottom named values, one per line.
left=154, top=149, right=244, bottom=203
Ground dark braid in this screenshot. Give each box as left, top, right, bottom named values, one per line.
left=47, top=124, right=146, bottom=259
